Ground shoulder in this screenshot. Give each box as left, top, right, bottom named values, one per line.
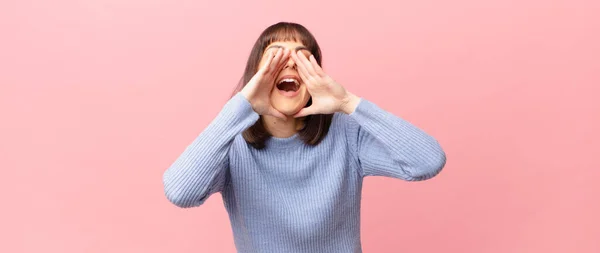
left=330, top=111, right=361, bottom=143
left=230, top=132, right=253, bottom=152
left=331, top=111, right=356, bottom=128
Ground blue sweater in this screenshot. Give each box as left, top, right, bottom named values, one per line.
left=163, top=92, right=446, bottom=253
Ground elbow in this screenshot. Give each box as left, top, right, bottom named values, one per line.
left=427, top=149, right=446, bottom=177
left=422, top=144, right=447, bottom=180
left=163, top=178, right=205, bottom=209
left=404, top=144, right=447, bottom=181
left=164, top=189, right=195, bottom=208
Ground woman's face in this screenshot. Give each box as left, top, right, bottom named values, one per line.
left=258, top=40, right=313, bottom=116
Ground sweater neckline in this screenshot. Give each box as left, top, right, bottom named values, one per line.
left=265, top=134, right=304, bottom=149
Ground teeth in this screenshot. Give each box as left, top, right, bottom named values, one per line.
left=279, top=78, right=299, bottom=85
left=277, top=78, right=300, bottom=91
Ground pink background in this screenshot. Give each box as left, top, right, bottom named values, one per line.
left=1, top=0, right=599, bottom=252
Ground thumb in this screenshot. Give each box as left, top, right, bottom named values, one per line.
left=293, top=106, right=317, bottom=118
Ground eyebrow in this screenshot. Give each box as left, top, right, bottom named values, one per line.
left=265, top=45, right=310, bottom=52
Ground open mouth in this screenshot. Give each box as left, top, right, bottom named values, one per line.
left=275, top=76, right=302, bottom=97
left=276, top=78, right=300, bottom=92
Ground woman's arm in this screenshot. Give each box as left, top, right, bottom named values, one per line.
left=289, top=50, right=446, bottom=180
left=163, top=93, right=259, bottom=208
left=346, top=98, right=446, bottom=181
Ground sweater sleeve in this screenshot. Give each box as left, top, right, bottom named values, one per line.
left=163, top=93, right=259, bottom=208
left=347, top=98, right=446, bottom=181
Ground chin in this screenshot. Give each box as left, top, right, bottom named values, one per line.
left=270, top=89, right=310, bottom=116
left=274, top=105, right=303, bottom=116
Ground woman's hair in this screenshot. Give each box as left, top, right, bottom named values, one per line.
left=232, top=22, right=333, bottom=149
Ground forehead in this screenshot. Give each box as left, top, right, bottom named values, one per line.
left=265, top=41, right=310, bottom=53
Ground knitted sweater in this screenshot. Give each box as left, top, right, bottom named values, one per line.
left=163, top=92, right=446, bottom=253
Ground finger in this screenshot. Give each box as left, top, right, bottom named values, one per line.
left=292, top=51, right=310, bottom=76
left=297, top=67, right=312, bottom=89
left=272, top=49, right=290, bottom=78
left=298, top=60, right=321, bottom=91
left=273, top=49, right=291, bottom=76
left=293, top=106, right=317, bottom=118
left=267, top=48, right=283, bottom=73
left=309, top=55, right=326, bottom=77
left=274, top=48, right=285, bottom=67
left=259, top=50, right=275, bottom=71
left=297, top=51, right=317, bottom=76
left=268, top=107, right=287, bottom=120
left=292, top=50, right=311, bottom=79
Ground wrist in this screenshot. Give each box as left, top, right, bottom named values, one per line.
left=240, top=88, right=252, bottom=101
left=340, top=92, right=361, bottom=114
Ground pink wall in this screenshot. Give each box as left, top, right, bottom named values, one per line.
left=2, top=0, right=599, bottom=252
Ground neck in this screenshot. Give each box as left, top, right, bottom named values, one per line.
left=262, top=115, right=305, bottom=138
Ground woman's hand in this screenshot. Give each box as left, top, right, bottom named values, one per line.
left=291, top=51, right=361, bottom=117
left=240, top=48, right=291, bottom=120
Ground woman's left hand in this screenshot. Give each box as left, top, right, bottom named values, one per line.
left=291, top=51, right=361, bottom=117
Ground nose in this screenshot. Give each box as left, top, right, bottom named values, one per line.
left=284, top=57, right=296, bottom=70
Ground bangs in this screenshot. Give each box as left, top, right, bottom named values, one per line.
left=259, top=24, right=316, bottom=51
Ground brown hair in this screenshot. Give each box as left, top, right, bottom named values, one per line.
left=232, top=22, right=333, bottom=149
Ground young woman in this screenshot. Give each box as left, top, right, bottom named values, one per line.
left=163, top=22, right=446, bottom=253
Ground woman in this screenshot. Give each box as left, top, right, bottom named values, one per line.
left=163, top=22, right=446, bottom=253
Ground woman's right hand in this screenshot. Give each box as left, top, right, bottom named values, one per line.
left=240, top=48, right=290, bottom=120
